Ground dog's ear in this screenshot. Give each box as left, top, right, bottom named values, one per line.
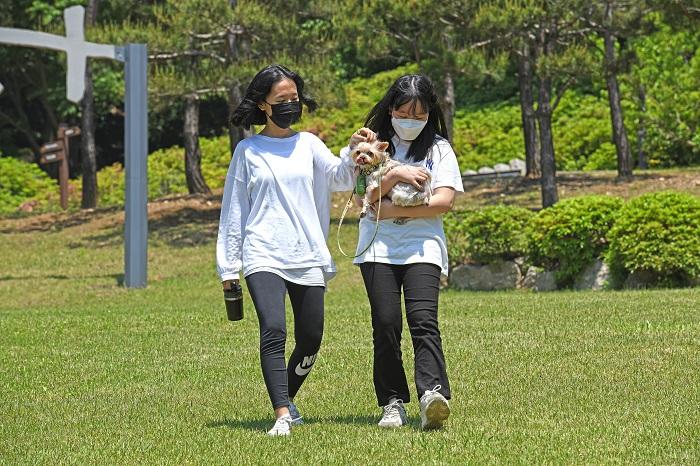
left=376, top=141, right=390, bottom=152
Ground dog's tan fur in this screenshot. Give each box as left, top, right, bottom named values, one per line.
left=350, top=140, right=432, bottom=218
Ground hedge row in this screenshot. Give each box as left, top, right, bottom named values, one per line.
left=444, top=192, right=700, bottom=289
left=0, top=136, right=233, bottom=213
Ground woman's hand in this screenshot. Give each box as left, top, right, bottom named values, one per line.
left=222, top=279, right=239, bottom=290
left=369, top=199, right=397, bottom=220
left=389, top=165, right=430, bottom=190
left=349, top=127, right=377, bottom=149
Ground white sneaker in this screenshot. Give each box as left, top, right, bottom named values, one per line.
left=378, top=399, right=407, bottom=428
left=288, top=400, right=303, bottom=426
left=267, top=414, right=293, bottom=436
left=419, top=385, right=450, bottom=430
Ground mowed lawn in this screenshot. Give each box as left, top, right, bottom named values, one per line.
left=1, top=205, right=699, bottom=465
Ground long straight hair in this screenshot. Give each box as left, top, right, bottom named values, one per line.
left=364, top=74, right=448, bottom=162
left=230, top=64, right=317, bottom=129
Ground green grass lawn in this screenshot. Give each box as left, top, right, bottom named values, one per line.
left=1, top=210, right=699, bottom=464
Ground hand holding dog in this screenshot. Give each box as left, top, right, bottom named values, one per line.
left=389, top=165, right=430, bottom=191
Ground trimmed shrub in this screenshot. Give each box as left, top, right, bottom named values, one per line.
left=466, top=205, right=533, bottom=263
left=443, top=210, right=470, bottom=267
left=444, top=205, right=533, bottom=265
left=0, top=156, right=56, bottom=213
left=607, top=191, right=700, bottom=287
left=527, top=195, right=624, bottom=286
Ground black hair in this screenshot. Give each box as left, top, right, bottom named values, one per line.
left=364, top=74, right=448, bottom=162
left=230, top=64, right=318, bottom=129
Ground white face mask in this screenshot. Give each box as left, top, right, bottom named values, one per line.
left=391, top=117, right=428, bottom=141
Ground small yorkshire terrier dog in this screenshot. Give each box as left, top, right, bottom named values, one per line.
left=351, top=140, right=432, bottom=218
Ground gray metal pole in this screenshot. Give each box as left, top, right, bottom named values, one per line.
left=124, top=43, right=148, bottom=288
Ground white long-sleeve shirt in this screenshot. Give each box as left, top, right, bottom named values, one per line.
left=216, top=132, right=355, bottom=284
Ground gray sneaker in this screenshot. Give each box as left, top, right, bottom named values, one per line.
left=378, top=399, right=407, bottom=428
left=419, top=385, right=450, bottom=430
left=288, top=400, right=303, bottom=426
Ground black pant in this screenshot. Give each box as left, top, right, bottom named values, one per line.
left=360, top=262, right=451, bottom=406
left=246, top=272, right=324, bottom=410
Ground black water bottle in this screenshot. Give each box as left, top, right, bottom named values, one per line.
left=224, top=283, right=244, bottom=321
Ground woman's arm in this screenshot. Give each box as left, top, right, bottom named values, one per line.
left=370, top=187, right=456, bottom=219
left=313, top=139, right=356, bottom=192
left=216, top=155, right=250, bottom=286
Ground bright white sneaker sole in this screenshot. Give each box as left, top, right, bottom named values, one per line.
left=378, top=419, right=405, bottom=428
left=421, top=398, right=450, bottom=430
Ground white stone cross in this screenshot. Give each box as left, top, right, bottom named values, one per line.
left=0, top=5, right=119, bottom=102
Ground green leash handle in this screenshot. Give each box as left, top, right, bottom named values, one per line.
left=355, top=173, right=366, bottom=196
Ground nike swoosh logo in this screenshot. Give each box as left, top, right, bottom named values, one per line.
left=295, top=363, right=313, bottom=376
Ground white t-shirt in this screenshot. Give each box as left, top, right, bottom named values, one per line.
left=352, top=135, right=464, bottom=276
left=216, top=132, right=355, bottom=285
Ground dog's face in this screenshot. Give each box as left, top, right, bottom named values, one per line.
left=351, top=140, right=390, bottom=167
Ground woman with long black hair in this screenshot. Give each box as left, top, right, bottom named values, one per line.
left=217, top=64, right=355, bottom=436
left=348, top=74, right=463, bottom=430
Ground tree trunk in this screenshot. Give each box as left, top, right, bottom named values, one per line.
left=536, top=25, right=558, bottom=208
left=636, top=83, right=648, bottom=169
left=80, top=0, right=100, bottom=208
left=517, top=44, right=540, bottom=178
left=603, top=4, right=633, bottom=180
left=537, top=77, right=558, bottom=208
left=227, top=84, right=249, bottom=155
left=442, top=71, right=455, bottom=141
left=80, top=61, right=98, bottom=208
left=184, top=95, right=211, bottom=195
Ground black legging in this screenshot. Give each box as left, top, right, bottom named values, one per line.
left=360, top=262, right=451, bottom=406
left=245, top=272, right=324, bottom=409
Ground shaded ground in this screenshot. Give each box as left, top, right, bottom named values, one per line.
left=1, top=168, right=699, bottom=237
left=459, top=168, right=700, bottom=209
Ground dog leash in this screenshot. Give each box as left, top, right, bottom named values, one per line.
left=336, top=167, right=383, bottom=258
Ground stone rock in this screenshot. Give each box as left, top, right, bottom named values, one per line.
left=624, top=269, right=658, bottom=289
left=477, top=166, right=496, bottom=175
left=509, top=158, right=526, bottom=173
left=521, top=266, right=557, bottom=292
left=573, top=260, right=610, bottom=291
left=462, top=169, right=478, bottom=176
left=450, top=260, right=521, bottom=291
left=18, top=200, right=38, bottom=212
left=494, top=163, right=512, bottom=173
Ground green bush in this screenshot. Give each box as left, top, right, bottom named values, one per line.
left=0, top=156, right=56, bottom=213
left=452, top=92, right=621, bottom=172
left=471, top=205, right=533, bottom=262
left=607, top=191, right=700, bottom=287
left=443, top=210, right=470, bottom=267
left=528, top=195, right=624, bottom=286
left=87, top=135, right=233, bottom=206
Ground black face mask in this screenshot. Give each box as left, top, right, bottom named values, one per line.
left=265, top=101, right=302, bottom=129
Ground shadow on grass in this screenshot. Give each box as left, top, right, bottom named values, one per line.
left=0, top=273, right=124, bottom=285
left=205, top=418, right=269, bottom=432
left=314, top=415, right=431, bottom=431
left=65, top=206, right=220, bottom=250
left=206, top=414, right=392, bottom=431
